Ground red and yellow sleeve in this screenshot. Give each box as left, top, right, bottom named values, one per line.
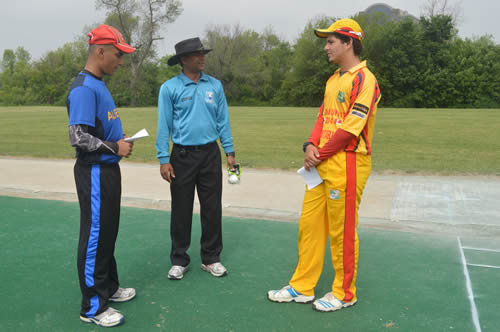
left=307, top=104, right=324, bottom=146
left=317, top=129, right=356, bottom=160
left=340, top=70, right=380, bottom=137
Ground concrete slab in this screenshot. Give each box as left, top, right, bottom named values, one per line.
left=390, top=176, right=500, bottom=226
left=1, top=157, right=499, bottom=238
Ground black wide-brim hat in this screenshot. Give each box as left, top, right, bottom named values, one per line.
left=168, top=37, right=212, bottom=66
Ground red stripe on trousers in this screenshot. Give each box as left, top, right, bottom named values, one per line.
left=343, top=152, right=357, bottom=301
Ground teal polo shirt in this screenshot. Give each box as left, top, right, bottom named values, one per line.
left=156, top=71, right=234, bottom=164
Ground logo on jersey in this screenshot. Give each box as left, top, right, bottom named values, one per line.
left=108, top=109, right=120, bottom=121
left=351, top=103, right=369, bottom=119
left=329, top=189, right=340, bottom=200
left=337, top=91, right=345, bottom=103
left=205, top=91, right=214, bottom=103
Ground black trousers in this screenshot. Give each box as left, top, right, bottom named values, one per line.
left=169, top=141, right=223, bottom=266
left=74, top=160, right=121, bottom=318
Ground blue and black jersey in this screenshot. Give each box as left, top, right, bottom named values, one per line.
left=67, top=71, right=123, bottom=164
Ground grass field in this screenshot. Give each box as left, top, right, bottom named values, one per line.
left=2, top=196, right=499, bottom=331
left=0, top=106, right=499, bottom=175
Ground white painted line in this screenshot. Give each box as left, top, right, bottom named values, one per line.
left=457, top=237, right=482, bottom=332
left=463, top=246, right=500, bottom=253
left=467, top=263, right=500, bottom=269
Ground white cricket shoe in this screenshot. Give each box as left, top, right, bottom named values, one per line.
left=201, top=262, right=228, bottom=277
left=109, top=287, right=136, bottom=302
left=168, top=265, right=189, bottom=280
left=312, top=292, right=357, bottom=312
left=267, top=285, right=314, bottom=303
left=80, top=307, right=124, bottom=327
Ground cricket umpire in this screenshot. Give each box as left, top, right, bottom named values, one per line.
left=67, top=24, right=136, bottom=327
left=156, top=37, right=236, bottom=280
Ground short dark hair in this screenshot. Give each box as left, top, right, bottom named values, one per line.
left=332, top=32, right=362, bottom=56
left=88, top=44, right=98, bottom=55
left=88, top=44, right=114, bottom=55
left=179, top=55, right=186, bottom=68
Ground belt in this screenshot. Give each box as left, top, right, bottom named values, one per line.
left=174, top=141, right=216, bottom=151
left=76, top=158, right=119, bottom=167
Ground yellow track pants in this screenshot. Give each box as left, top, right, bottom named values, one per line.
left=289, top=151, right=371, bottom=302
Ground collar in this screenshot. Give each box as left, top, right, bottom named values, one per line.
left=335, top=60, right=367, bottom=75
left=348, top=60, right=367, bottom=74
left=179, top=71, right=208, bottom=85
left=81, top=69, right=103, bottom=80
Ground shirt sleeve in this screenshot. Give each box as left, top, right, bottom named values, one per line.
left=307, top=104, right=324, bottom=146
left=317, top=128, right=356, bottom=160
left=68, top=86, right=96, bottom=127
left=156, top=84, right=174, bottom=164
left=69, top=125, right=118, bottom=154
left=215, top=81, right=234, bottom=154
left=69, top=124, right=102, bottom=151
left=340, top=71, right=379, bottom=137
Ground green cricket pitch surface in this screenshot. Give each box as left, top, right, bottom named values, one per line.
left=1, top=196, right=498, bottom=331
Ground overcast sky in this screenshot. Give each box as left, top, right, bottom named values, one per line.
left=1, top=0, right=498, bottom=61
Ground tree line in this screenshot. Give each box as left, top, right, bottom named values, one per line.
left=1, top=4, right=499, bottom=108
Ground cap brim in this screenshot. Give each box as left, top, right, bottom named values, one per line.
left=114, top=43, right=136, bottom=54
left=181, top=49, right=212, bottom=56
left=314, top=29, right=333, bottom=38
left=168, top=55, right=180, bottom=66
left=167, top=49, right=212, bottom=66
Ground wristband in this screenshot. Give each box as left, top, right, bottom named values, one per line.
left=302, top=142, right=314, bottom=152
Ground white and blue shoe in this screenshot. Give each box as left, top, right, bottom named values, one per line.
left=80, top=307, right=125, bottom=327
left=312, top=292, right=357, bottom=312
left=267, top=285, right=314, bottom=303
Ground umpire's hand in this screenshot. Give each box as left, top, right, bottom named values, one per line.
left=160, top=163, right=175, bottom=183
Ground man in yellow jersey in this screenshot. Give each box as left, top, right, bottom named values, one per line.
left=267, top=18, right=381, bottom=312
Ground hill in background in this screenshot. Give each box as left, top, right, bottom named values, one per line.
left=359, top=2, right=418, bottom=22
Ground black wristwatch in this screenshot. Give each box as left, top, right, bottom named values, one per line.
left=302, top=142, right=314, bottom=152
left=226, top=152, right=235, bottom=157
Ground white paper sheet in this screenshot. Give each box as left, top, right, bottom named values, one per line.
left=124, top=128, right=149, bottom=142
left=297, top=166, right=323, bottom=190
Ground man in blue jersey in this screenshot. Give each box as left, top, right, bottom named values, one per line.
left=156, top=37, right=236, bottom=280
left=67, top=24, right=136, bottom=328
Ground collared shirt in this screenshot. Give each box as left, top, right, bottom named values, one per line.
left=156, top=71, right=234, bottom=164
left=310, top=61, right=381, bottom=155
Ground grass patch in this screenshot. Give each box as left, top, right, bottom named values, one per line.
left=373, top=108, right=500, bottom=174
left=0, top=106, right=499, bottom=175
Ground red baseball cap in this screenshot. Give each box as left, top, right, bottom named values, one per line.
left=88, top=24, right=136, bottom=54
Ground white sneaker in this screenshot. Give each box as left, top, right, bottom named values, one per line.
left=109, top=287, right=136, bottom=302
left=267, top=285, right=314, bottom=303
left=201, top=262, right=227, bottom=277
left=80, top=307, right=124, bottom=327
left=168, top=265, right=189, bottom=280
left=312, top=292, right=357, bottom=312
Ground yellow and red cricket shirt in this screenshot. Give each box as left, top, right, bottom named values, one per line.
left=309, top=60, right=381, bottom=156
